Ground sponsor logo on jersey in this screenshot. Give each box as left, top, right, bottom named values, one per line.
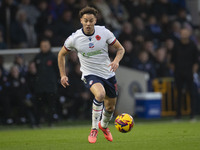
left=89, top=43, right=94, bottom=48
left=81, top=50, right=102, bottom=57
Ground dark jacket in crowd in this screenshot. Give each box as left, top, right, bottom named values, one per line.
left=7, top=74, right=29, bottom=100
left=34, top=51, right=59, bottom=94
left=0, top=74, right=9, bottom=108
left=153, top=59, right=171, bottom=77
left=171, top=39, right=199, bottom=118
left=171, top=40, right=199, bottom=77
left=26, top=72, right=37, bottom=95
left=132, top=58, right=156, bottom=79
left=0, top=73, right=10, bottom=120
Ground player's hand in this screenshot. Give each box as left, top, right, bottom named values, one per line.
left=60, top=76, right=69, bottom=88
left=108, top=61, right=119, bottom=72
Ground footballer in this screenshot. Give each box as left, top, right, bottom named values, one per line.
left=58, top=6, right=125, bottom=143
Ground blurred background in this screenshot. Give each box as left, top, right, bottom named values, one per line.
left=0, top=0, right=200, bottom=128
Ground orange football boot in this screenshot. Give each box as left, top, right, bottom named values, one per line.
left=88, top=129, right=98, bottom=143
left=98, top=121, right=113, bottom=142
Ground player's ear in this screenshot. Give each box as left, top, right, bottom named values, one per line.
left=94, top=17, right=97, bottom=24
left=80, top=17, right=83, bottom=24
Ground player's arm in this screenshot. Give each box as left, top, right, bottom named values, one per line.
left=109, top=40, right=125, bottom=72
left=58, top=46, right=70, bottom=88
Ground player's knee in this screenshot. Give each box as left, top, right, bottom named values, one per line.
left=105, top=105, right=115, bottom=112
left=95, top=92, right=105, bottom=101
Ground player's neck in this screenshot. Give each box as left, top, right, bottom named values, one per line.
left=82, top=28, right=95, bottom=36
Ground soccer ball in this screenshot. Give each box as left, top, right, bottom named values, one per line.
left=114, top=113, right=134, bottom=133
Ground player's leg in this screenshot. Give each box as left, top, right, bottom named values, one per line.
left=88, top=82, right=105, bottom=143
left=98, top=96, right=116, bottom=142
left=98, top=76, right=117, bottom=142
left=90, top=83, right=105, bottom=129
left=101, top=96, right=116, bottom=128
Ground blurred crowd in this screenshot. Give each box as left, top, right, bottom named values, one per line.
left=1, top=0, right=200, bottom=126
left=0, top=39, right=92, bottom=127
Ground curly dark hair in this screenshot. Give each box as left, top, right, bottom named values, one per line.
left=79, top=6, right=98, bottom=18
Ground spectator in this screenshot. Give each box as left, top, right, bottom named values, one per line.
left=13, top=54, right=27, bottom=77
left=10, top=9, right=37, bottom=48
left=0, top=0, right=18, bottom=47
left=159, top=14, right=172, bottom=40
left=171, top=28, right=199, bottom=120
left=25, top=61, right=37, bottom=127
left=132, top=17, right=149, bottom=41
left=76, top=0, right=88, bottom=10
left=35, top=0, right=52, bottom=36
left=120, top=40, right=135, bottom=68
left=65, top=63, right=92, bottom=120
left=146, top=15, right=163, bottom=43
left=7, top=65, right=29, bottom=124
left=18, top=0, right=40, bottom=25
left=175, top=8, right=192, bottom=27
left=143, top=40, right=156, bottom=60
left=49, top=0, right=66, bottom=21
left=0, top=55, right=8, bottom=76
left=170, top=21, right=181, bottom=42
left=118, top=21, right=134, bottom=43
left=124, top=0, right=150, bottom=21
left=33, top=39, right=59, bottom=126
left=153, top=46, right=170, bottom=77
left=52, top=9, right=76, bottom=45
left=92, top=0, right=121, bottom=35
left=0, top=68, right=12, bottom=124
left=26, top=61, right=37, bottom=97
left=38, top=27, right=59, bottom=46
left=132, top=50, right=156, bottom=80
left=95, top=10, right=106, bottom=26
left=183, top=23, right=198, bottom=44
left=108, top=0, right=129, bottom=24
left=0, top=29, right=7, bottom=49
left=132, top=17, right=147, bottom=53
left=64, top=0, right=79, bottom=17
left=164, top=38, right=174, bottom=76
left=150, top=0, right=177, bottom=19
left=67, top=51, right=79, bottom=72
left=169, top=0, right=186, bottom=9
left=57, top=51, right=76, bottom=119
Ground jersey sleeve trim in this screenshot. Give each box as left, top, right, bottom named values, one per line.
left=64, top=46, right=71, bottom=52
left=109, top=38, right=116, bottom=46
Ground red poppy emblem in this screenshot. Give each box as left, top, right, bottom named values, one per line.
left=95, top=35, right=101, bottom=41
left=47, top=60, right=52, bottom=66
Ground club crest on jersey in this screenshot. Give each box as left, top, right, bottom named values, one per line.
left=95, top=35, right=101, bottom=40
left=89, top=43, right=94, bottom=48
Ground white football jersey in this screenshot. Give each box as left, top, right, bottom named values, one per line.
left=64, top=25, right=116, bottom=79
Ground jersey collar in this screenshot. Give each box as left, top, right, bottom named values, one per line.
left=82, top=28, right=95, bottom=36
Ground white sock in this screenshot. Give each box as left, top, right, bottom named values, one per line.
left=101, top=109, right=113, bottom=129
left=92, top=99, right=103, bottom=129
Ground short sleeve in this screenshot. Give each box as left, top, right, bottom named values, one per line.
left=64, top=34, right=76, bottom=51
left=105, top=28, right=116, bottom=45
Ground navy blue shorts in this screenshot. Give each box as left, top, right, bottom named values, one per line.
left=83, top=75, right=118, bottom=98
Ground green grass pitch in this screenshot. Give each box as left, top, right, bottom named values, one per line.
left=0, top=120, right=200, bottom=150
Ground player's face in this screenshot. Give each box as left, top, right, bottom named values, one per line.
left=80, top=14, right=97, bottom=35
